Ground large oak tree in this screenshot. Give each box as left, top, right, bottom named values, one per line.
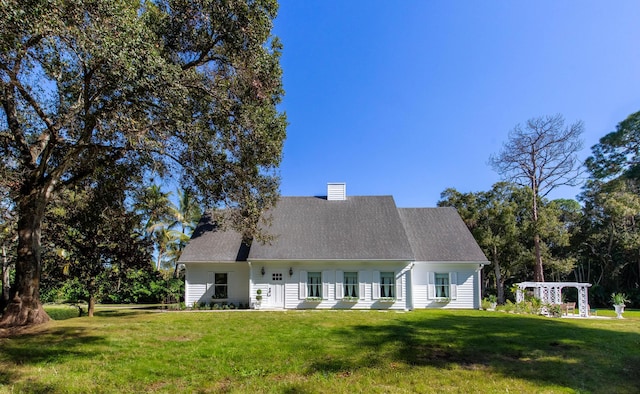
left=0, top=0, right=286, bottom=327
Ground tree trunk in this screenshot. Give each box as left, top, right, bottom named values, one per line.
left=0, top=196, right=50, bottom=327
left=531, top=186, right=544, bottom=282
left=88, top=296, right=96, bottom=318
left=1, top=244, right=10, bottom=311
left=493, top=249, right=504, bottom=303
left=533, top=233, right=544, bottom=282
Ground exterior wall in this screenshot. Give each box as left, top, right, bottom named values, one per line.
left=184, top=262, right=250, bottom=307
left=411, top=262, right=483, bottom=309
left=249, top=261, right=412, bottom=310
left=183, top=260, right=482, bottom=310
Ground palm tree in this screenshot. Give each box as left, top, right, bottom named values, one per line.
left=169, top=189, right=201, bottom=251
left=140, top=186, right=201, bottom=273
left=166, top=189, right=201, bottom=276
left=135, top=185, right=174, bottom=270
left=135, top=185, right=173, bottom=236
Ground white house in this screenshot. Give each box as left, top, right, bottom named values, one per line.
left=179, top=183, right=489, bottom=310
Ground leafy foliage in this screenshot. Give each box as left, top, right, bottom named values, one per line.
left=0, top=0, right=286, bottom=326
left=41, top=163, right=155, bottom=315
left=585, top=111, right=640, bottom=181
left=439, top=182, right=579, bottom=303
left=135, top=185, right=201, bottom=272
left=490, top=114, right=584, bottom=282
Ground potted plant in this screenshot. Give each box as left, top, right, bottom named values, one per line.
left=611, top=292, right=628, bottom=319
left=255, top=289, right=263, bottom=309
left=488, top=294, right=498, bottom=310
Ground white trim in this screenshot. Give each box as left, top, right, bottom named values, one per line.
left=372, top=271, right=380, bottom=299
left=396, top=272, right=403, bottom=300
left=359, top=270, right=368, bottom=300
left=427, top=272, right=435, bottom=300
left=299, top=270, right=307, bottom=299
left=335, top=270, right=344, bottom=299
left=449, top=272, right=457, bottom=300
left=322, top=271, right=331, bottom=300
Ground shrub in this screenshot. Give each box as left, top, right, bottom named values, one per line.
left=547, top=304, right=562, bottom=318
left=500, top=300, right=515, bottom=313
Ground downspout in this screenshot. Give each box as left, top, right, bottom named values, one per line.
left=477, top=264, right=483, bottom=310
left=407, top=262, right=414, bottom=311
left=248, top=261, right=253, bottom=307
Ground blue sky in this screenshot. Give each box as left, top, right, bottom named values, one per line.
left=272, top=0, right=640, bottom=207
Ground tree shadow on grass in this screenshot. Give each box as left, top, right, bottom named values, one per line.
left=0, top=325, right=105, bottom=389
left=322, top=312, right=640, bottom=392
left=93, top=309, right=155, bottom=318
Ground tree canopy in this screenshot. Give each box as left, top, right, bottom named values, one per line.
left=0, top=0, right=286, bottom=327
left=585, top=111, right=640, bottom=181
left=489, top=114, right=584, bottom=282
left=580, top=112, right=640, bottom=298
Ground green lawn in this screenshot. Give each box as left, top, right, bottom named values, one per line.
left=0, top=307, right=639, bottom=393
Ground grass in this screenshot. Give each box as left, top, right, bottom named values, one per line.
left=0, top=307, right=639, bottom=393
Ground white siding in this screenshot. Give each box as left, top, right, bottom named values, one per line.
left=248, top=261, right=412, bottom=310
left=184, top=262, right=250, bottom=307
left=185, top=260, right=483, bottom=311
left=186, top=283, right=206, bottom=307
left=411, top=262, right=482, bottom=309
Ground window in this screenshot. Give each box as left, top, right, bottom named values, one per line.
left=344, top=272, right=358, bottom=298
left=213, top=273, right=228, bottom=299
left=380, top=272, right=395, bottom=298
left=272, top=273, right=283, bottom=281
left=307, top=272, right=322, bottom=298
left=435, top=273, right=449, bottom=298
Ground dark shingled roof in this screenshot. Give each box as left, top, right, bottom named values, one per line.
left=249, top=196, right=414, bottom=260
left=178, top=212, right=249, bottom=263
left=179, top=197, right=488, bottom=264
left=398, top=207, right=488, bottom=262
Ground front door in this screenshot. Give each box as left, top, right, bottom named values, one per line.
left=269, top=271, right=285, bottom=308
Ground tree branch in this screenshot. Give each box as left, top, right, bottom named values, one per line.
left=0, top=83, right=34, bottom=169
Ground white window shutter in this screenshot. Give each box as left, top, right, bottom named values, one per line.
left=206, top=271, right=214, bottom=291
left=427, top=272, right=435, bottom=300
left=322, top=271, right=331, bottom=300
left=396, top=272, right=403, bottom=300
left=299, top=270, right=307, bottom=299
left=372, top=271, right=380, bottom=299
left=359, top=270, right=367, bottom=300
left=335, top=270, right=344, bottom=299
left=450, top=272, right=458, bottom=300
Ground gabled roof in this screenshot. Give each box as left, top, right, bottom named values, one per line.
left=178, top=213, right=249, bottom=263
left=179, top=196, right=488, bottom=264
left=249, top=196, right=414, bottom=261
left=398, top=207, right=487, bottom=262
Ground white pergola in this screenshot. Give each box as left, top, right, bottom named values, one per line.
left=515, top=282, right=592, bottom=317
